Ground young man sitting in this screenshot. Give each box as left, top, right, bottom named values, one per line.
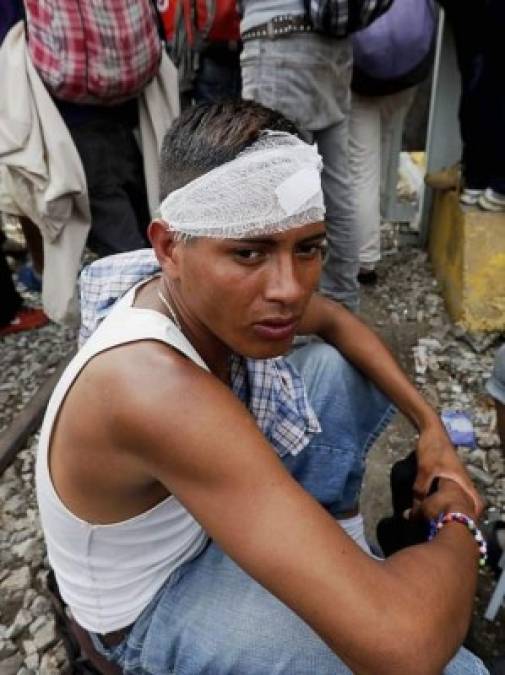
left=37, top=102, right=488, bottom=675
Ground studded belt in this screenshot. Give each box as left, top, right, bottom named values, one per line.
left=242, top=15, right=314, bottom=42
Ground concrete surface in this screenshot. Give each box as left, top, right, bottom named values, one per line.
left=429, top=190, right=505, bottom=332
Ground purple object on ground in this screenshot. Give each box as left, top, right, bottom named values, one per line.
left=441, top=410, right=476, bottom=448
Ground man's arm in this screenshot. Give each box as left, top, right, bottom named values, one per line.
left=116, top=342, right=481, bottom=675
left=299, top=294, right=483, bottom=512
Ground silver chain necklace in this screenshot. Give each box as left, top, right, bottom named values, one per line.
left=157, top=287, right=182, bottom=331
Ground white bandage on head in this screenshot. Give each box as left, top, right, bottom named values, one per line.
left=159, top=131, right=325, bottom=239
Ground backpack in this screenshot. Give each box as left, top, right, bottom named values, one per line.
left=158, top=0, right=239, bottom=96
left=304, top=0, right=395, bottom=37
left=352, top=0, right=436, bottom=96
left=24, top=0, right=162, bottom=105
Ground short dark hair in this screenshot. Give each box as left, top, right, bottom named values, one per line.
left=159, top=100, right=300, bottom=201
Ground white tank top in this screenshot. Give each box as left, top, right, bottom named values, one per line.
left=36, top=281, right=208, bottom=633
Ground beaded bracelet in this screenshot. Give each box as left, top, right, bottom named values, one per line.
left=428, top=512, right=487, bottom=567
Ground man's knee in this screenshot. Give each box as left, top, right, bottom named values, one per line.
left=287, top=341, right=360, bottom=401
left=289, top=340, right=345, bottom=373
left=287, top=340, right=394, bottom=457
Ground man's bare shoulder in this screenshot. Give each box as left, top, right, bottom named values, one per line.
left=75, top=339, right=257, bottom=467
left=77, top=338, right=219, bottom=422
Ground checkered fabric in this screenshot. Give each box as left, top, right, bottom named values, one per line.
left=79, top=249, right=321, bottom=457
left=305, top=0, right=394, bottom=37
left=25, top=0, right=161, bottom=104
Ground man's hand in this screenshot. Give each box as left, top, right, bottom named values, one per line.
left=299, top=294, right=485, bottom=518
left=416, top=477, right=479, bottom=522
left=415, top=423, right=485, bottom=518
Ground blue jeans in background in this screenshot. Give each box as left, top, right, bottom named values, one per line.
left=90, top=343, right=488, bottom=674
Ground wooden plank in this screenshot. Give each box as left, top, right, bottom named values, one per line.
left=0, top=352, right=74, bottom=475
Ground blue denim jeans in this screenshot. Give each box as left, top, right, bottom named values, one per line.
left=90, top=343, right=488, bottom=674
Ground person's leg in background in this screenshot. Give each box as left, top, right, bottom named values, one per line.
left=349, top=88, right=417, bottom=286
left=379, top=87, right=417, bottom=209
left=17, top=216, right=44, bottom=292
left=0, top=227, right=47, bottom=335
left=0, top=235, right=22, bottom=326
left=69, top=121, right=150, bottom=258
left=19, top=217, right=43, bottom=276
left=475, top=0, right=505, bottom=211
left=119, top=124, right=152, bottom=245
left=348, top=93, right=381, bottom=282
left=314, top=121, right=360, bottom=311
left=441, top=0, right=489, bottom=203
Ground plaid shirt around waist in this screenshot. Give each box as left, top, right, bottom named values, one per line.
left=79, top=249, right=321, bottom=457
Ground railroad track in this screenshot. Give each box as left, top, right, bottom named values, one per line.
left=0, top=352, right=74, bottom=476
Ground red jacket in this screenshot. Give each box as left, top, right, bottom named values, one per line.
left=158, top=0, right=240, bottom=45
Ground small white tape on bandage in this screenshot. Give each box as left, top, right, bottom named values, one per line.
left=275, top=166, right=323, bottom=217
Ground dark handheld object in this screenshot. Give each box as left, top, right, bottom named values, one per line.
left=377, top=452, right=439, bottom=557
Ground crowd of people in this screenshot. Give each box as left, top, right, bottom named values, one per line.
left=0, top=0, right=504, bottom=672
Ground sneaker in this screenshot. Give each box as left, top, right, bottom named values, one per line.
left=459, top=188, right=484, bottom=206
left=18, top=263, right=42, bottom=292
left=0, top=307, right=48, bottom=337
left=425, top=163, right=460, bottom=191
left=478, top=187, right=505, bottom=212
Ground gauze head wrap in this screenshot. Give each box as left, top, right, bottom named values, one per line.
left=159, top=131, right=325, bottom=239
